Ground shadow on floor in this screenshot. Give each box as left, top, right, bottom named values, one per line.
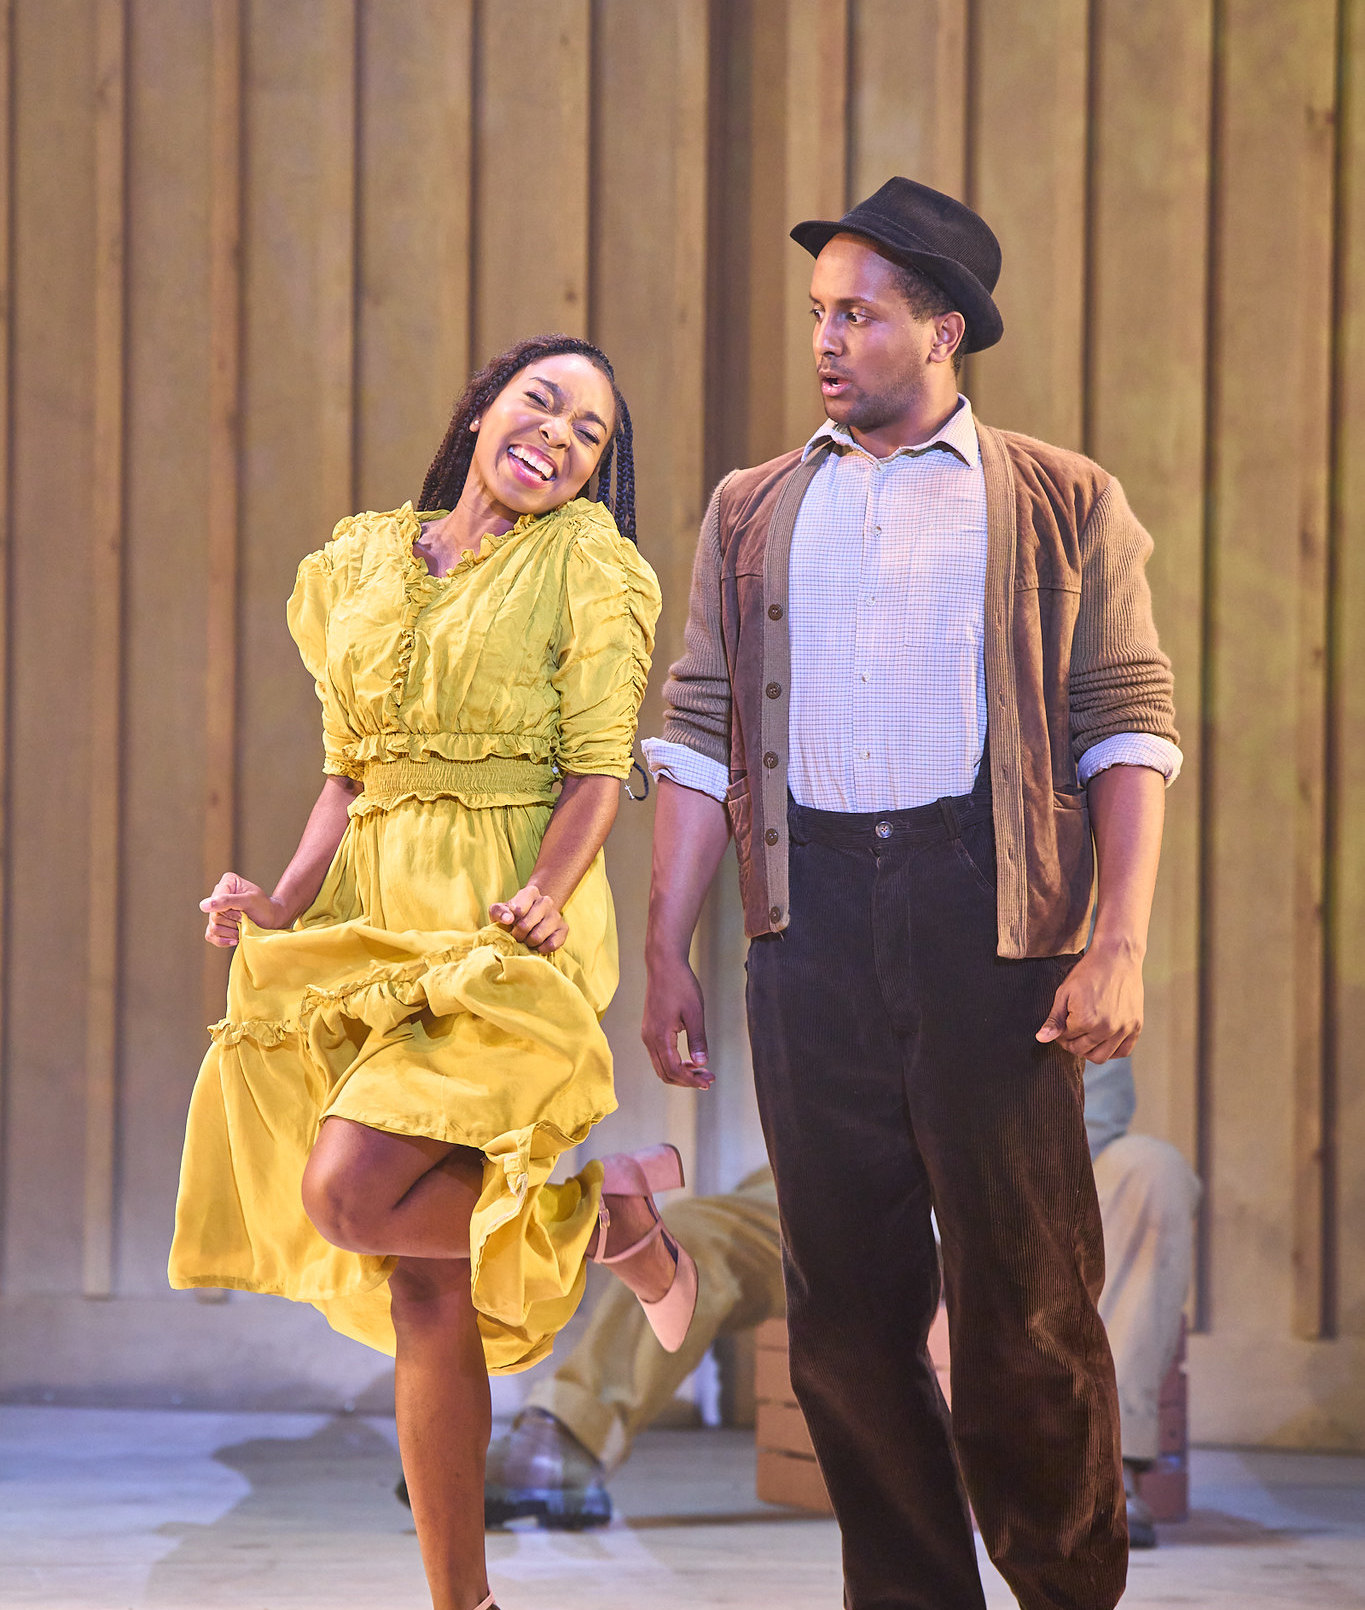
left=1158, top=1509, right=1335, bottom=1548
left=144, top=1415, right=420, bottom=1606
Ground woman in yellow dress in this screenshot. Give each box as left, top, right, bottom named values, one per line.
left=170, top=334, right=698, bottom=1610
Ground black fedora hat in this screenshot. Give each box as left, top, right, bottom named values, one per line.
left=791, top=177, right=1004, bottom=353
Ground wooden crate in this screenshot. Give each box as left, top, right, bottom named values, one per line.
left=754, top=1318, right=832, bottom=1514
left=1136, top=1317, right=1189, bottom=1523
left=753, top=1312, right=1189, bottom=1525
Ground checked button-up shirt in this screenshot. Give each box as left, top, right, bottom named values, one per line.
left=644, top=395, right=1181, bottom=809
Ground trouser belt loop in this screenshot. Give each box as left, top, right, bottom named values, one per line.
left=938, top=795, right=962, bottom=841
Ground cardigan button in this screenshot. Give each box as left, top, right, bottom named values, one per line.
left=768, top=603, right=784, bottom=620
left=765, top=682, right=781, bottom=699
left=769, top=904, right=783, bottom=923
left=764, top=828, right=779, bottom=846
left=763, top=751, right=779, bottom=769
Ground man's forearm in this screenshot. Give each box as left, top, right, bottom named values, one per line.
left=645, top=778, right=732, bottom=963
left=1087, top=764, right=1165, bottom=960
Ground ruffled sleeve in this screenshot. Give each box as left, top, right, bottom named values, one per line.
left=286, top=528, right=364, bottom=781
left=552, top=507, right=662, bottom=778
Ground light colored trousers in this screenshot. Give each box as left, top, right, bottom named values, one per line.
left=527, top=1141, right=1198, bottom=1470
left=1092, top=1132, right=1202, bottom=1460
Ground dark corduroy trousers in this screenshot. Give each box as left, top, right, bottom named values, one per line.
left=746, top=781, right=1128, bottom=1610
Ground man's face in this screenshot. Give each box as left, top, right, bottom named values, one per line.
left=809, top=233, right=939, bottom=434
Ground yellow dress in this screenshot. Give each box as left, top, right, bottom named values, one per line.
left=169, top=498, right=661, bottom=1373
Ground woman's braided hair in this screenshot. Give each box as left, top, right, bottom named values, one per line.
left=417, top=334, right=637, bottom=544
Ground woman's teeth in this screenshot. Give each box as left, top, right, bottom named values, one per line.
left=510, top=445, right=554, bottom=481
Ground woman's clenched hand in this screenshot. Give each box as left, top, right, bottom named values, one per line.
left=201, top=872, right=291, bottom=948
left=489, top=882, right=568, bottom=953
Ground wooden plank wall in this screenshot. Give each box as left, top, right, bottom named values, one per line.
left=0, top=0, right=1362, bottom=1447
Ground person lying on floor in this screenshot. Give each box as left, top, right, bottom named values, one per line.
left=397, top=1057, right=1198, bottom=1548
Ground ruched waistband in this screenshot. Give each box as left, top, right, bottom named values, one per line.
left=359, top=755, right=558, bottom=807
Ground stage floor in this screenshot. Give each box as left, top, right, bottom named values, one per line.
left=2, top=1406, right=1362, bottom=1609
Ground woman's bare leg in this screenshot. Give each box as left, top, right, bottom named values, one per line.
left=303, top=1117, right=679, bottom=1301
left=302, top=1119, right=483, bottom=1257
left=391, top=1256, right=493, bottom=1610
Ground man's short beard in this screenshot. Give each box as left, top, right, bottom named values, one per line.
left=834, top=377, right=923, bottom=434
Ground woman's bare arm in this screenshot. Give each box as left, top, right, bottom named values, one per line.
left=201, top=775, right=361, bottom=946
left=490, top=772, right=620, bottom=952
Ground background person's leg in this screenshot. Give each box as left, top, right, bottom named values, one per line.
left=487, top=1182, right=785, bottom=1529
left=1093, top=1133, right=1201, bottom=1461
left=524, top=1183, right=785, bottom=1469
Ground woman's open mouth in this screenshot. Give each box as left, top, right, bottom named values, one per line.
left=508, top=443, right=557, bottom=485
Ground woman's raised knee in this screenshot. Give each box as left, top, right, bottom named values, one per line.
left=301, top=1154, right=387, bottom=1253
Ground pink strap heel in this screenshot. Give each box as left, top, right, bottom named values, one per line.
left=591, top=1144, right=700, bottom=1354
left=471, top=1596, right=495, bottom=1610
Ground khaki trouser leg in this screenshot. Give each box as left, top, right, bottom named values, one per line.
left=524, top=1180, right=783, bottom=1471
left=1093, top=1133, right=1201, bottom=1463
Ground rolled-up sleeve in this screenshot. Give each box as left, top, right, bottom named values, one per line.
left=1069, top=477, right=1180, bottom=767
left=1078, top=732, right=1183, bottom=787
left=641, top=736, right=729, bottom=801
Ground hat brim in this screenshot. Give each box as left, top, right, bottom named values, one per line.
left=791, top=218, right=1003, bottom=353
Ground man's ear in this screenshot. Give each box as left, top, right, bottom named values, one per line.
left=929, top=310, right=966, bottom=365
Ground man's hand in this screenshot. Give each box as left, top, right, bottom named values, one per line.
left=1036, top=937, right=1144, bottom=1062
left=643, top=951, right=714, bottom=1089
left=490, top=882, right=569, bottom=953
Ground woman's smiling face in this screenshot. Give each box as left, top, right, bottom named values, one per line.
left=466, top=353, right=617, bottom=521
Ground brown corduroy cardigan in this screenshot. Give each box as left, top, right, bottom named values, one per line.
left=660, top=423, right=1179, bottom=959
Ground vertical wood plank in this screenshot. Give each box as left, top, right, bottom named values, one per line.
left=0, top=0, right=13, bottom=1289
left=5, top=0, right=98, bottom=1296
left=473, top=0, right=590, bottom=363
left=237, top=0, right=365, bottom=884
left=780, top=0, right=848, bottom=449
left=1203, top=0, right=1337, bottom=1338
left=1086, top=0, right=1214, bottom=1173
left=354, top=0, right=473, bottom=510
left=122, top=0, right=219, bottom=1293
left=588, top=0, right=712, bottom=1174
left=848, top=0, right=967, bottom=200
left=735, top=0, right=788, bottom=465
left=316, top=0, right=357, bottom=522
left=1290, top=3, right=1338, bottom=1341
left=968, top=0, right=1089, bottom=446
left=202, top=0, right=242, bottom=1032
left=724, top=0, right=848, bottom=466
left=84, top=0, right=127, bottom=1299
left=1331, top=0, right=1365, bottom=1337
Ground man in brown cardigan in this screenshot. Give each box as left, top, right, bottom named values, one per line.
left=641, top=179, right=1180, bottom=1610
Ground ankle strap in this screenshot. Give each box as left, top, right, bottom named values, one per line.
left=590, top=1199, right=611, bottom=1264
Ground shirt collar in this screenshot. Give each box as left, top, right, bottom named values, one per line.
left=801, top=394, right=980, bottom=468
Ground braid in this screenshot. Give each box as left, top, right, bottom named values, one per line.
left=419, top=333, right=639, bottom=545
left=608, top=397, right=636, bottom=545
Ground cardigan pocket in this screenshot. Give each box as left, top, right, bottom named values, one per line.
left=724, top=774, right=753, bottom=867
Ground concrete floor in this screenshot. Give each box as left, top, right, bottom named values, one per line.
left=2, top=1407, right=1363, bottom=1609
